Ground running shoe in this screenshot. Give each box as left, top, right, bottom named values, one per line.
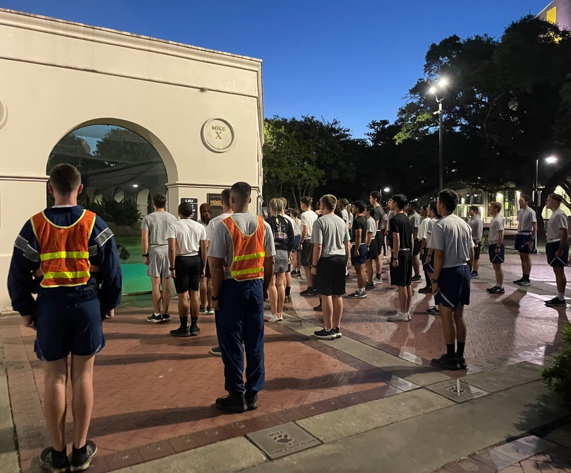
left=365, top=282, right=375, bottom=290
left=276, top=313, right=283, bottom=322
left=264, top=314, right=278, bottom=323
left=245, top=392, right=258, bottom=410
left=545, top=297, right=567, bottom=307
left=39, top=447, right=69, bottom=473
left=518, top=280, right=531, bottom=287
left=411, top=275, right=422, bottom=282
left=430, top=354, right=460, bottom=371
left=146, top=313, right=163, bottom=323
left=489, top=286, right=505, bottom=294
left=333, top=327, right=342, bottom=339
left=456, top=356, right=467, bottom=370
left=215, top=393, right=247, bottom=413
left=418, top=286, right=432, bottom=294
left=199, top=306, right=207, bottom=315
left=170, top=326, right=191, bottom=337
left=313, top=328, right=336, bottom=340
left=313, top=304, right=322, bottom=312
left=210, top=346, right=222, bottom=356
left=426, top=307, right=440, bottom=315
left=190, top=324, right=201, bottom=336
left=347, top=291, right=366, bottom=299
left=161, top=313, right=172, bottom=322
left=373, top=276, right=383, bottom=283
left=486, top=286, right=498, bottom=293
left=512, top=278, right=524, bottom=285
left=300, top=288, right=317, bottom=296
left=206, top=307, right=215, bottom=315
left=284, top=295, right=292, bottom=303
left=387, top=312, right=411, bottom=322
left=471, top=272, right=479, bottom=279
left=70, top=441, right=97, bottom=472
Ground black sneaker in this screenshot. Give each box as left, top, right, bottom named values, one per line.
left=430, top=354, right=460, bottom=371
left=245, top=392, right=258, bottom=410
left=210, top=346, right=222, bottom=356
left=347, top=291, right=366, bottom=299
left=313, top=304, right=322, bottom=312
left=146, top=313, right=163, bottom=323
left=518, top=279, right=531, bottom=287
left=170, top=326, right=191, bottom=337
left=456, top=356, right=467, bottom=370
left=489, top=286, right=505, bottom=294
left=426, top=307, right=440, bottom=315
left=70, top=441, right=97, bottom=472
left=190, top=324, right=201, bottom=336
left=513, top=278, right=524, bottom=284
left=161, top=313, right=171, bottom=322
left=411, top=275, right=422, bottom=282
left=486, top=286, right=498, bottom=293
left=333, top=327, right=342, bottom=339
left=313, top=328, right=336, bottom=340
left=215, top=393, right=247, bottom=413
left=418, top=286, right=432, bottom=294
left=365, top=282, right=375, bottom=290
left=300, top=288, right=316, bottom=296
left=39, top=447, right=69, bottom=473
left=545, top=297, right=567, bottom=307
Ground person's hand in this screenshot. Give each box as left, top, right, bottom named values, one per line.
left=556, top=249, right=564, bottom=258
left=171, top=270, right=176, bottom=279
left=143, top=256, right=149, bottom=266
left=431, top=281, right=439, bottom=294
left=426, top=255, right=431, bottom=263
left=104, top=309, right=115, bottom=320
left=311, top=266, right=318, bottom=276
left=495, top=248, right=500, bottom=253
left=89, top=265, right=100, bottom=273
left=212, top=300, right=220, bottom=310
left=23, top=316, right=36, bottom=330
left=354, top=247, right=359, bottom=257
left=474, top=243, right=479, bottom=249
left=201, top=268, right=206, bottom=278
left=33, top=269, right=43, bottom=278
left=392, top=259, right=399, bottom=268
left=527, top=240, right=534, bottom=249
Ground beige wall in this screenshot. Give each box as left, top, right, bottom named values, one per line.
left=0, top=9, right=264, bottom=312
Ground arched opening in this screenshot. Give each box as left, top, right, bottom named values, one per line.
left=47, top=123, right=170, bottom=294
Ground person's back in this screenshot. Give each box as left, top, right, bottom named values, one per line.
left=391, top=213, right=412, bottom=249
left=143, top=211, right=178, bottom=246
left=7, top=164, right=121, bottom=471
left=431, top=214, right=473, bottom=268
left=313, top=213, right=348, bottom=257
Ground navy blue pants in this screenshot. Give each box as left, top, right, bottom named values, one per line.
left=215, top=278, right=265, bottom=395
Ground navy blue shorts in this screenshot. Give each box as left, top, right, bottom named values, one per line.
left=292, top=235, right=301, bottom=253
left=546, top=242, right=569, bottom=267
left=435, top=265, right=471, bottom=308
left=422, top=248, right=434, bottom=273
left=351, top=243, right=368, bottom=266
left=515, top=233, right=533, bottom=254
left=489, top=243, right=505, bottom=264
left=35, top=291, right=105, bottom=362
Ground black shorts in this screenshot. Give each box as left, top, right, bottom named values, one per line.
left=174, top=255, right=201, bottom=293
left=413, top=239, right=421, bottom=256
left=473, top=241, right=481, bottom=260
left=390, top=250, right=412, bottom=287
left=301, top=241, right=312, bottom=267
left=316, top=256, right=346, bottom=296
left=351, top=243, right=368, bottom=266
left=489, top=243, right=505, bottom=264
left=367, top=239, right=380, bottom=260
left=376, top=231, right=386, bottom=255
left=435, top=265, right=471, bottom=308
left=515, top=233, right=533, bottom=254
left=546, top=242, right=569, bottom=267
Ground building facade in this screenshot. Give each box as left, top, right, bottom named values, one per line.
left=0, top=9, right=264, bottom=311
left=538, top=0, right=571, bottom=30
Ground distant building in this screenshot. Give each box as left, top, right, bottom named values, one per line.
left=538, top=0, right=571, bottom=30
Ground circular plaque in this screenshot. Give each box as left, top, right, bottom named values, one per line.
left=0, top=99, right=7, bottom=130
left=201, top=118, right=235, bottom=153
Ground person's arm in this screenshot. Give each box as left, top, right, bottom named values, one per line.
left=529, top=221, right=538, bottom=248
left=141, top=230, right=149, bottom=265
left=300, top=223, right=308, bottom=248
left=200, top=240, right=208, bottom=277
left=263, top=256, right=275, bottom=292
left=311, top=244, right=322, bottom=275
left=392, top=232, right=400, bottom=267
left=496, top=230, right=504, bottom=250
left=354, top=228, right=363, bottom=256
left=345, top=240, right=351, bottom=265
left=432, top=249, right=444, bottom=289
left=209, top=257, right=225, bottom=309
left=468, top=246, right=475, bottom=273
left=556, top=224, right=569, bottom=258
left=366, top=230, right=373, bottom=247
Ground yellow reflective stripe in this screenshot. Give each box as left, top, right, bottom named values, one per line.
left=232, top=252, right=265, bottom=262
left=40, top=251, right=89, bottom=261
left=231, top=267, right=264, bottom=277
left=42, top=271, right=90, bottom=279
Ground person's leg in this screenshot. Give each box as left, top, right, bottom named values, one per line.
left=332, top=295, right=344, bottom=328
left=397, top=286, right=407, bottom=313
left=321, top=295, right=334, bottom=329
left=199, top=276, right=208, bottom=309
left=243, top=280, right=265, bottom=395
left=375, top=254, right=383, bottom=279
left=366, top=259, right=374, bottom=285
left=151, top=277, right=161, bottom=314
left=473, top=255, right=480, bottom=273
left=189, top=289, right=200, bottom=319
left=413, top=254, right=420, bottom=277
left=303, top=265, right=313, bottom=288
left=285, top=270, right=292, bottom=299
left=43, top=358, right=69, bottom=451
left=276, top=272, right=286, bottom=314
left=178, top=293, right=189, bottom=326
left=161, top=277, right=171, bottom=315
left=554, top=266, right=567, bottom=295
left=522, top=253, right=532, bottom=279
left=406, top=285, right=413, bottom=313
left=453, top=306, right=467, bottom=356
left=70, top=355, right=95, bottom=449
left=268, top=274, right=278, bottom=315
left=356, top=264, right=366, bottom=291
left=440, top=305, right=456, bottom=355
left=494, top=263, right=504, bottom=287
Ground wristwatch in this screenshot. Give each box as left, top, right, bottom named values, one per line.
left=142, top=253, right=149, bottom=257
left=169, top=267, right=175, bottom=271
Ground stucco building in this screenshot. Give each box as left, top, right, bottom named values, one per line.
left=0, top=9, right=264, bottom=311
left=538, top=0, right=571, bottom=30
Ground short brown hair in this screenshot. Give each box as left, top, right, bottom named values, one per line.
left=370, top=191, right=381, bottom=203
left=300, top=196, right=313, bottom=207
left=320, top=194, right=337, bottom=211
left=153, top=193, right=167, bottom=209
left=221, top=189, right=231, bottom=207
left=521, top=194, right=532, bottom=204
left=49, top=164, right=81, bottom=194
left=469, top=205, right=479, bottom=213
left=490, top=201, right=502, bottom=212
left=548, top=193, right=563, bottom=204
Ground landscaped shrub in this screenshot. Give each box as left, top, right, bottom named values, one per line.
left=543, top=324, right=571, bottom=412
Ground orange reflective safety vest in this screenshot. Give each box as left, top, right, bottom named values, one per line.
left=222, top=215, right=265, bottom=281
left=30, top=210, right=97, bottom=288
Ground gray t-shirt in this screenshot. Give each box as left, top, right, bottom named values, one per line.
left=467, top=214, right=483, bottom=242
left=366, top=216, right=377, bottom=240
left=517, top=207, right=537, bottom=232
left=311, top=214, right=350, bottom=258
left=547, top=208, right=569, bottom=242
left=426, top=218, right=436, bottom=248
left=431, top=214, right=474, bottom=269
left=488, top=215, right=504, bottom=244
left=409, top=212, right=420, bottom=229
left=141, top=211, right=178, bottom=246
left=209, top=213, right=276, bottom=266
left=381, top=213, right=388, bottom=230
left=372, top=206, right=383, bottom=228
left=301, top=210, right=318, bottom=241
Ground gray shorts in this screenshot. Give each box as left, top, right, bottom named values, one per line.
left=147, top=247, right=170, bottom=279
left=274, top=249, right=290, bottom=273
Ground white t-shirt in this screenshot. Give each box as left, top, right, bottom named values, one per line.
left=301, top=210, right=318, bottom=241
left=205, top=212, right=233, bottom=242
left=547, top=208, right=569, bottom=242
left=418, top=217, right=429, bottom=241
left=167, top=218, right=207, bottom=256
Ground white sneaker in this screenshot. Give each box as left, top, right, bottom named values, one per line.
left=387, top=312, right=411, bottom=322
left=373, top=276, right=382, bottom=283
left=264, top=314, right=278, bottom=323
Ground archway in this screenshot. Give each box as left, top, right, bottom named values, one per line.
left=47, top=123, right=172, bottom=295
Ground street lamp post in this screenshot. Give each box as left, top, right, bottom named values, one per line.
left=533, top=156, right=558, bottom=252
left=429, top=78, right=448, bottom=191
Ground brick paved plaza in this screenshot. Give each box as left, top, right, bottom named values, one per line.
left=1, top=252, right=570, bottom=472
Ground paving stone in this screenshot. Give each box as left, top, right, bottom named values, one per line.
left=493, top=441, right=538, bottom=462
left=547, top=426, right=571, bottom=450
left=246, top=422, right=321, bottom=460
left=472, top=450, right=519, bottom=471
left=465, top=363, right=544, bottom=393
left=513, top=435, right=557, bottom=453
left=425, top=379, right=488, bottom=403
left=440, top=458, right=497, bottom=472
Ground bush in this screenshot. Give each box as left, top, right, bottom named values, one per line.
left=543, top=324, right=571, bottom=412
left=98, top=198, right=141, bottom=226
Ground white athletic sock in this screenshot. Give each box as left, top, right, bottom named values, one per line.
left=557, top=291, right=565, bottom=300
left=429, top=296, right=435, bottom=306
left=498, top=284, right=504, bottom=289
left=154, top=312, right=160, bottom=316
